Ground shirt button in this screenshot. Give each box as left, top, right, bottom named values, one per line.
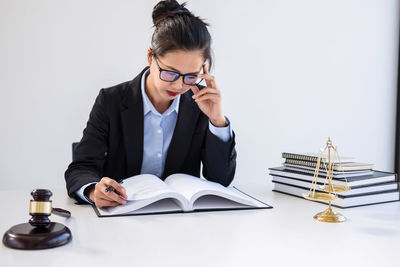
left=157, top=153, right=162, bottom=158
left=157, top=129, right=162, bottom=134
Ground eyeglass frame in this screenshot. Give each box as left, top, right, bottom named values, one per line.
left=153, top=55, right=204, bottom=86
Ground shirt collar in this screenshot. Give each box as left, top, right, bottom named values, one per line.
left=141, top=68, right=180, bottom=117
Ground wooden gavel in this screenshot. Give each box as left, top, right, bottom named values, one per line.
left=29, top=189, right=71, bottom=227
left=3, top=189, right=72, bottom=250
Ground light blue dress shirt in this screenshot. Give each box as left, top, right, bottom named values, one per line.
left=140, top=69, right=180, bottom=177
left=75, top=69, right=232, bottom=203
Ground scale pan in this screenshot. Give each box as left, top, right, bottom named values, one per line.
left=319, top=184, right=350, bottom=193
left=303, top=192, right=336, bottom=201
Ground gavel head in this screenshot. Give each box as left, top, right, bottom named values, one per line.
left=29, top=189, right=53, bottom=227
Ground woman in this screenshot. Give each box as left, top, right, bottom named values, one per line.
left=65, top=0, right=236, bottom=208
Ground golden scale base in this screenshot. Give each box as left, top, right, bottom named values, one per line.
left=313, top=207, right=345, bottom=223
left=304, top=193, right=346, bottom=223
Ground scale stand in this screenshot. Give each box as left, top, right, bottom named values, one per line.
left=303, top=137, right=350, bottom=223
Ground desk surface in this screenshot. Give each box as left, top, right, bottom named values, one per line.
left=1, top=179, right=399, bottom=267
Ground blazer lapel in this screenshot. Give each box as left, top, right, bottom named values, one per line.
left=120, top=67, right=148, bottom=177
left=163, top=92, right=200, bottom=178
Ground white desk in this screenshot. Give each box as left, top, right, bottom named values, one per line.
left=1, top=179, right=399, bottom=267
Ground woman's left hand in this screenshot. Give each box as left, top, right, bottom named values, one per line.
left=191, top=65, right=227, bottom=127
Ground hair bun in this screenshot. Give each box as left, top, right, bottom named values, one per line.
left=152, top=0, right=190, bottom=26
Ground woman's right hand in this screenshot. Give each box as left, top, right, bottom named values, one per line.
left=87, top=177, right=128, bottom=208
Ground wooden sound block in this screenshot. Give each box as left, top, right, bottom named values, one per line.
left=3, top=222, right=72, bottom=250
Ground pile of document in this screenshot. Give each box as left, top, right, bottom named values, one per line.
left=268, top=152, right=399, bottom=208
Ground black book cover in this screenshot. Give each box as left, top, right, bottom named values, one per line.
left=269, top=167, right=397, bottom=182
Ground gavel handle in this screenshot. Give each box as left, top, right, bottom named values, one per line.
left=52, top=208, right=71, bottom=218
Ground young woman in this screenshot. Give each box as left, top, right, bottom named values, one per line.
left=65, top=0, right=236, bottom=208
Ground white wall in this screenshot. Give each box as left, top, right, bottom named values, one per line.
left=0, top=0, right=398, bottom=191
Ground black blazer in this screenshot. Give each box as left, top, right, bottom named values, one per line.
left=65, top=67, right=237, bottom=203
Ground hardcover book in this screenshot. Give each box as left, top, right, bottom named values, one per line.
left=282, top=163, right=373, bottom=178
left=269, top=167, right=396, bottom=187
left=272, top=182, right=400, bottom=208
left=284, top=158, right=374, bottom=171
left=271, top=176, right=398, bottom=197
left=282, top=152, right=356, bottom=163
left=94, top=173, right=271, bottom=217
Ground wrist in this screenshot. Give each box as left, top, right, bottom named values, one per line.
left=210, top=117, right=227, bottom=127
left=84, top=184, right=96, bottom=202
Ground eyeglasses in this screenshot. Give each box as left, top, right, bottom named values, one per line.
left=153, top=56, right=203, bottom=86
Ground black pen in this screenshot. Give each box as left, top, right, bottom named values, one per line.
left=104, top=179, right=124, bottom=194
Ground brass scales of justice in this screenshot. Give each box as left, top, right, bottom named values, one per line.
left=302, top=137, right=350, bottom=222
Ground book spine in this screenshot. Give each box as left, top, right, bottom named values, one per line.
left=282, top=152, right=319, bottom=162
left=284, top=159, right=344, bottom=171
left=285, top=158, right=319, bottom=168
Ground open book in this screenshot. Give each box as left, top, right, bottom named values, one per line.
left=93, top=173, right=271, bottom=217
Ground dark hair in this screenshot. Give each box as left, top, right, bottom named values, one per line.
left=151, top=0, right=213, bottom=70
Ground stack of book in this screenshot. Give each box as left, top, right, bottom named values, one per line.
left=269, top=152, right=400, bottom=208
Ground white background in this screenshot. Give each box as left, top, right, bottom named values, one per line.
left=0, top=0, right=398, bottom=190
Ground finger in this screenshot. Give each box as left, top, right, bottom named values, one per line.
left=99, top=177, right=113, bottom=186
left=192, top=87, right=219, bottom=99
left=96, top=183, right=127, bottom=204
left=195, top=93, right=220, bottom=103
left=94, top=190, right=122, bottom=206
left=190, top=85, right=200, bottom=96
left=100, top=177, right=127, bottom=199
left=198, top=73, right=217, bottom=89
left=202, top=64, right=210, bottom=86
left=203, top=64, right=209, bottom=74
left=95, top=198, right=122, bottom=208
left=103, top=190, right=128, bottom=204
left=98, top=185, right=127, bottom=204
left=106, top=179, right=127, bottom=198
left=97, top=198, right=121, bottom=207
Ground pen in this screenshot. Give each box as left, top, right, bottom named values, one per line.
left=105, top=179, right=124, bottom=193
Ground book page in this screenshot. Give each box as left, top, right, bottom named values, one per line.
left=97, top=198, right=182, bottom=216
left=165, top=173, right=268, bottom=210
left=123, top=174, right=176, bottom=200
left=97, top=174, right=188, bottom=215
left=192, top=195, right=251, bottom=210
